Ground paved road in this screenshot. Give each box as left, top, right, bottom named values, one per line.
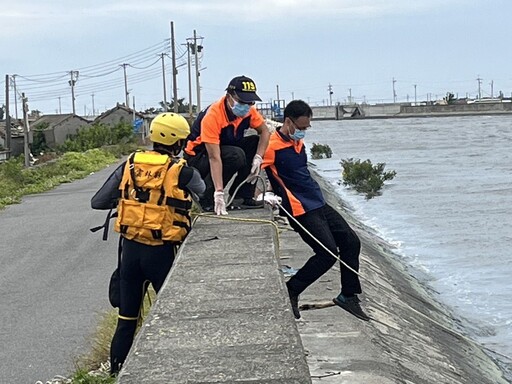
left=0, top=164, right=122, bottom=384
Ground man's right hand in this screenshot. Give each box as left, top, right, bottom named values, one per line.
left=213, top=191, right=228, bottom=215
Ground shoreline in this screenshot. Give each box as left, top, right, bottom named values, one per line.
left=308, top=168, right=511, bottom=382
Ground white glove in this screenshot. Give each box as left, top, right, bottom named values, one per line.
left=213, top=191, right=228, bottom=216
left=263, top=192, right=282, bottom=208
left=248, top=154, right=263, bottom=184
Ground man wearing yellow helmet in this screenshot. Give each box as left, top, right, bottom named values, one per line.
left=91, top=112, right=205, bottom=375
left=184, top=75, right=270, bottom=215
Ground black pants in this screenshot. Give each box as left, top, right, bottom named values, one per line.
left=110, top=238, right=176, bottom=373
left=286, top=204, right=362, bottom=297
left=185, top=135, right=259, bottom=205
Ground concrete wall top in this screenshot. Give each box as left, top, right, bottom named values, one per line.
left=117, top=210, right=311, bottom=383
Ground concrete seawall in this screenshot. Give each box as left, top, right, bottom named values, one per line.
left=117, top=177, right=510, bottom=383
left=309, top=102, right=512, bottom=120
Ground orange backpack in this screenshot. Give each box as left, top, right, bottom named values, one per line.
left=114, top=151, right=192, bottom=246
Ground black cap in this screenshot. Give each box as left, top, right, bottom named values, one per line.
left=226, top=75, right=262, bottom=103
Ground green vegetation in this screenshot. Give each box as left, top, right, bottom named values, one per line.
left=0, top=121, right=138, bottom=210
left=310, top=143, right=333, bottom=159
left=68, top=289, right=156, bottom=383
left=0, top=149, right=123, bottom=209
left=341, top=158, right=396, bottom=199
left=59, top=122, right=134, bottom=153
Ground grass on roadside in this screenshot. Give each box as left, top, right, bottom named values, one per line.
left=0, top=148, right=124, bottom=210
left=69, top=288, right=157, bottom=383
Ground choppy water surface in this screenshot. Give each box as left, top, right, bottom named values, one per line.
left=305, top=115, right=512, bottom=362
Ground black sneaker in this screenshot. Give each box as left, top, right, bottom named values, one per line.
left=288, top=290, right=301, bottom=319
left=240, top=198, right=264, bottom=209
left=333, top=294, right=370, bottom=321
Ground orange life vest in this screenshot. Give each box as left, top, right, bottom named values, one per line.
left=114, top=151, right=192, bottom=246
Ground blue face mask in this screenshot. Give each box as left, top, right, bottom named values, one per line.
left=290, top=129, right=306, bottom=141
left=231, top=101, right=251, bottom=117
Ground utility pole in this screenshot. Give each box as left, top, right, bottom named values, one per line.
left=121, top=64, right=129, bottom=108
left=160, top=53, right=168, bottom=111
left=414, top=84, right=417, bottom=106
left=21, top=93, right=30, bottom=167
left=170, top=21, right=178, bottom=113
left=193, top=29, right=202, bottom=112
left=476, top=76, right=482, bottom=100
left=490, top=80, right=494, bottom=99
left=58, top=96, right=62, bottom=114
left=392, top=77, right=397, bottom=103
left=68, top=71, right=79, bottom=114
left=11, top=74, right=18, bottom=119
left=5, top=74, right=11, bottom=157
left=348, top=88, right=352, bottom=104
left=91, top=93, right=95, bottom=116
left=186, top=42, right=193, bottom=116
left=276, top=85, right=280, bottom=101
left=327, top=83, right=333, bottom=106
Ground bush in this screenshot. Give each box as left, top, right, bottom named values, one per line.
left=310, top=143, right=332, bottom=159
left=340, top=158, right=396, bottom=199
left=59, top=122, right=134, bottom=153
left=0, top=149, right=119, bottom=209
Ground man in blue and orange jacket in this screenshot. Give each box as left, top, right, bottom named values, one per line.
left=184, top=75, right=270, bottom=215
left=262, top=99, right=370, bottom=321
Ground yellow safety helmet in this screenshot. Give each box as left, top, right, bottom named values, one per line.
left=149, top=112, right=190, bottom=146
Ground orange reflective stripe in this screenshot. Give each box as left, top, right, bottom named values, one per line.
left=268, top=164, right=305, bottom=217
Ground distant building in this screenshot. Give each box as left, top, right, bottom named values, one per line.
left=31, top=114, right=90, bottom=148
left=93, top=103, right=145, bottom=126
left=0, top=119, right=27, bottom=157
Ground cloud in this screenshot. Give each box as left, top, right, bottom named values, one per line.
left=1, top=0, right=464, bottom=31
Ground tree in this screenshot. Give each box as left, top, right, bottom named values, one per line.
left=340, top=158, right=396, bottom=199
left=160, top=98, right=194, bottom=113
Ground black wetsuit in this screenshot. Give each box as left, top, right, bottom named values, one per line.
left=91, top=152, right=205, bottom=374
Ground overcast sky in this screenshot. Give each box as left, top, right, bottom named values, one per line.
left=1, top=0, right=511, bottom=116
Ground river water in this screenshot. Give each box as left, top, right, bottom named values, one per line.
left=304, top=115, right=512, bottom=364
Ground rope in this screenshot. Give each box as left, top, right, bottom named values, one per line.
left=275, top=202, right=512, bottom=363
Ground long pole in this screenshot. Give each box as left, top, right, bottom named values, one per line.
left=170, top=21, right=178, bottom=113
left=5, top=74, right=11, bottom=157
left=69, top=71, right=78, bottom=114
left=91, top=93, right=95, bottom=116
left=12, top=74, right=18, bottom=119
left=21, top=93, right=30, bottom=167
left=194, top=29, right=201, bottom=112
left=160, top=53, right=168, bottom=111
left=187, top=43, right=193, bottom=116
left=121, top=64, right=129, bottom=108
left=392, top=77, right=397, bottom=103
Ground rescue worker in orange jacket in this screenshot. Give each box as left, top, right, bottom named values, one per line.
left=184, top=75, right=270, bottom=215
left=262, top=100, right=369, bottom=321
left=91, top=113, right=205, bottom=375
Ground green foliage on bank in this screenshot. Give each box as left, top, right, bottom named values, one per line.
left=310, top=143, right=333, bottom=159
left=341, top=158, right=396, bottom=199
left=0, top=121, right=138, bottom=210
left=0, top=149, right=122, bottom=209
